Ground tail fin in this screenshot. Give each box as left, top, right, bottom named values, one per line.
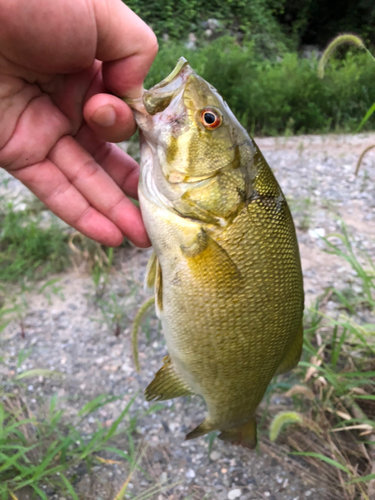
left=218, top=418, right=257, bottom=449
left=185, top=419, right=216, bottom=441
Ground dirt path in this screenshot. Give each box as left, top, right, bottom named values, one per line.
left=1, top=133, right=375, bottom=500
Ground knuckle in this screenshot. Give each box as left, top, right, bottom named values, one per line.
left=143, top=29, right=159, bottom=57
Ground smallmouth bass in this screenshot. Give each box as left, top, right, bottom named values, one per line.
left=127, top=58, right=304, bottom=448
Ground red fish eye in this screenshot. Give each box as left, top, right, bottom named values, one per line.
left=200, top=109, right=222, bottom=129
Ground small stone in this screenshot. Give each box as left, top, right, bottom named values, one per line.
left=228, top=489, right=242, bottom=500
left=185, top=468, right=195, bottom=479
left=210, top=450, right=221, bottom=461
left=159, top=472, right=167, bottom=484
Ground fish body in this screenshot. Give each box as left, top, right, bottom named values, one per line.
left=128, top=59, right=304, bottom=448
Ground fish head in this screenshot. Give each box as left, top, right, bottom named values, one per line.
left=127, top=58, right=257, bottom=216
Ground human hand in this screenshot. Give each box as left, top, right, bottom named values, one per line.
left=0, top=0, right=158, bottom=247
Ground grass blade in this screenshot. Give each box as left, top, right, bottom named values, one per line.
left=60, top=474, right=79, bottom=500
left=290, top=452, right=350, bottom=473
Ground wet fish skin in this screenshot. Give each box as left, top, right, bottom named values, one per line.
left=127, top=58, right=304, bottom=448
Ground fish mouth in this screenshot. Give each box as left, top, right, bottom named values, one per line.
left=142, top=57, right=194, bottom=115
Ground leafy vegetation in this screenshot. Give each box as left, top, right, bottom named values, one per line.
left=125, top=0, right=293, bottom=54
left=123, top=0, right=375, bottom=51
left=145, top=38, right=375, bottom=135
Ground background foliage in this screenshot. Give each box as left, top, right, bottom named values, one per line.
left=123, top=1, right=375, bottom=135
left=124, top=0, right=375, bottom=49
left=145, top=39, right=375, bottom=136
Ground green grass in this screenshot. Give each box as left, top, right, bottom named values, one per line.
left=0, top=195, right=69, bottom=283
left=0, top=359, right=167, bottom=500
left=265, top=224, right=375, bottom=500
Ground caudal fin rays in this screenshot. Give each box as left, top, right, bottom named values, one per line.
left=218, top=418, right=257, bottom=449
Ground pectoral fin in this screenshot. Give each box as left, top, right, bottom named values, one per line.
left=145, top=252, right=163, bottom=313
left=145, top=355, right=193, bottom=401
left=275, top=322, right=303, bottom=375
left=181, top=230, right=241, bottom=281
left=145, top=251, right=158, bottom=289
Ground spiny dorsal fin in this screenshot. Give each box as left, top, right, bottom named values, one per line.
left=145, top=355, right=193, bottom=401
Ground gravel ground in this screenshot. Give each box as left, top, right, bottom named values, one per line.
left=1, top=133, right=375, bottom=500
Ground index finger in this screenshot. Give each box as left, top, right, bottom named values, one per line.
left=92, top=0, right=158, bottom=98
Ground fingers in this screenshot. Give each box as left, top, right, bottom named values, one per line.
left=84, top=93, right=136, bottom=143
left=75, top=124, right=139, bottom=200
left=0, top=0, right=97, bottom=73
left=12, top=135, right=151, bottom=248
left=13, top=158, right=124, bottom=246
left=48, top=135, right=150, bottom=247
left=92, top=0, right=158, bottom=98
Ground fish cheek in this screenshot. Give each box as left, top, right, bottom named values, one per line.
left=192, top=127, right=234, bottom=176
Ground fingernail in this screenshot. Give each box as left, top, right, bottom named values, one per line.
left=91, top=104, right=116, bottom=127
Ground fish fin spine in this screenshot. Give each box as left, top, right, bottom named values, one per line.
left=185, top=418, right=216, bottom=440
left=145, top=355, right=193, bottom=401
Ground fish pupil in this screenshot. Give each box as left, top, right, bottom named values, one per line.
left=204, top=112, right=216, bottom=124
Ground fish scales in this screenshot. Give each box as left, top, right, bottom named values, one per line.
left=127, top=58, right=304, bottom=448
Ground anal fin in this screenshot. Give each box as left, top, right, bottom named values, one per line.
left=185, top=418, right=215, bottom=441
left=218, top=417, right=257, bottom=449
left=145, top=355, right=193, bottom=401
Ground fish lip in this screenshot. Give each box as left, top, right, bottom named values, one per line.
left=147, top=57, right=191, bottom=92
left=142, top=57, right=195, bottom=115
left=125, top=57, right=194, bottom=116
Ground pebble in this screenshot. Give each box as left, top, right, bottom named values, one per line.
left=228, top=489, right=242, bottom=499
left=185, top=469, right=196, bottom=479
left=159, top=472, right=168, bottom=484
left=210, top=450, right=221, bottom=461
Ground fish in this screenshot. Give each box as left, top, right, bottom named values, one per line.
left=126, top=58, right=304, bottom=448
